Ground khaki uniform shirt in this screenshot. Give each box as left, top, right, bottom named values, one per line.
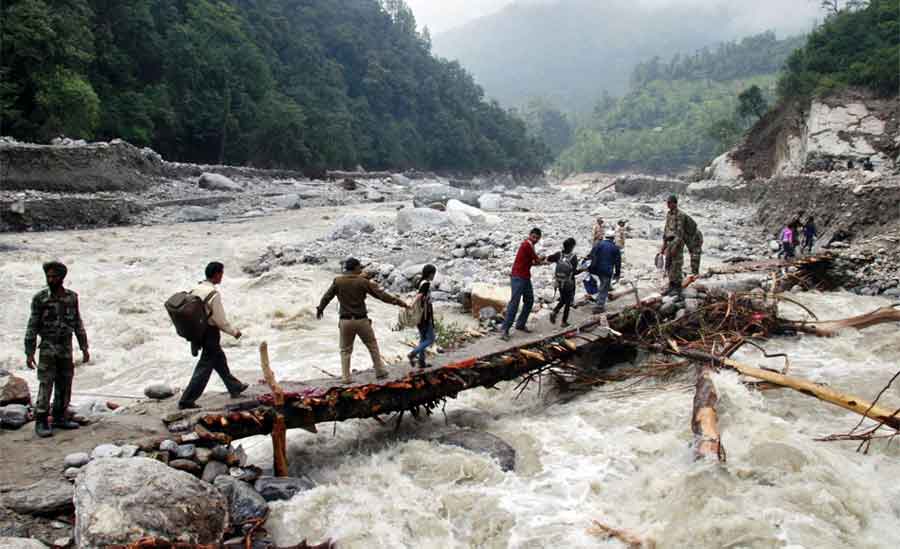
left=317, top=274, right=403, bottom=318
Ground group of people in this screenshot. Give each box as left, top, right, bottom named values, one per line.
left=778, top=213, right=817, bottom=259
left=22, top=195, right=704, bottom=437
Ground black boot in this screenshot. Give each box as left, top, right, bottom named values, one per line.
left=417, top=354, right=429, bottom=369
left=53, top=416, right=81, bottom=430
left=35, top=416, right=52, bottom=438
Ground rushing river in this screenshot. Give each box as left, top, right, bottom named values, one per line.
left=1, top=204, right=899, bottom=548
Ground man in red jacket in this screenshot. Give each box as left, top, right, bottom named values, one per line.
left=500, top=228, right=546, bottom=341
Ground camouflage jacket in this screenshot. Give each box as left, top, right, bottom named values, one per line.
left=664, top=209, right=689, bottom=251
left=24, top=288, right=88, bottom=356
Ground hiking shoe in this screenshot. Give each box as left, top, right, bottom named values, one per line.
left=178, top=402, right=201, bottom=410
left=375, top=371, right=389, bottom=380
left=549, top=312, right=557, bottom=325
left=229, top=382, right=250, bottom=398
left=515, top=326, right=533, bottom=334
left=35, top=418, right=52, bottom=438
left=407, top=352, right=417, bottom=368
left=53, top=418, right=80, bottom=430
left=499, top=332, right=511, bottom=341
left=560, top=321, right=570, bottom=328
left=340, top=378, right=354, bottom=385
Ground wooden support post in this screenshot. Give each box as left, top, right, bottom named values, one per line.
left=260, top=342, right=289, bottom=477
left=691, top=363, right=724, bottom=461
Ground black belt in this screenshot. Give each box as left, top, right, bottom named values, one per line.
left=340, top=314, right=368, bottom=320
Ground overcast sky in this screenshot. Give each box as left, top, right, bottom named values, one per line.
left=406, top=0, right=821, bottom=36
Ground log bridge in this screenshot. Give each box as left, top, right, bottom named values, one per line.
left=149, top=254, right=884, bottom=473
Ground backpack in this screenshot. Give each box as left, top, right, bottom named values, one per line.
left=554, top=252, right=576, bottom=283
left=397, top=281, right=427, bottom=329
left=165, top=290, right=217, bottom=343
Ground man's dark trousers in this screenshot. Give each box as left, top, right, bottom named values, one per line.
left=502, top=276, right=534, bottom=333
left=180, top=327, right=243, bottom=405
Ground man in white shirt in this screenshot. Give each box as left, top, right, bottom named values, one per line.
left=178, top=262, right=248, bottom=410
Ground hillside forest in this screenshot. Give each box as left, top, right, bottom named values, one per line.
left=0, top=0, right=549, bottom=173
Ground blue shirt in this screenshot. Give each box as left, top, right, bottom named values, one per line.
left=589, top=239, right=622, bottom=278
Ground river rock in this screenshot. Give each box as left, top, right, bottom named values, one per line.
left=174, top=444, right=196, bottom=460
left=391, top=174, right=411, bottom=186
left=143, top=384, right=175, bottom=400
left=159, top=439, right=178, bottom=452
left=434, top=430, right=516, bottom=472
left=0, top=404, right=29, bottom=429
left=412, top=183, right=462, bottom=207
left=366, top=190, right=385, bottom=202
left=478, top=193, right=503, bottom=211
left=0, top=538, right=48, bottom=549
left=169, top=459, right=202, bottom=476
left=213, top=476, right=269, bottom=525
left=201, top=461, right=229, bottom=483
left=329, top=215, right=375, bottom=240
left=0, top=375, right=30, bottom=406
left=74, top=458, right=228, bottom=548
left=396, top=208, right=453, bottom=234
left=253, top=476, right=315, bottom=502
left=470, top=283, right=511, bottom=320
left=195, top=447, right=212, bottom=465
left=446, top=199, right=488, bottom=224
left=64, top=468, right=81, bottom=481
left=64, top=452, right=91, bottom=469
left=468, top=246, right=493, bottom=260
left=175, top=206, right=219, bottom=223
left=199, top=173, right=243, bottom=192
left=91, top=444, right=122, bottom=459
left=0, top=479, right=73, bottom=516
left=272, top=193, right=301, bottom=209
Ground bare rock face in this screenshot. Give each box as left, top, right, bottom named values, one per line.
left=74, top=458, right=228, bottom=548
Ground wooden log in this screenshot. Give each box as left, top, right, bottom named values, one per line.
left=786, top=306, right=900, bottom=337
left=691, top=363, right=724, bottom=461
left=588, top=520, right=655, bottom=548
left=663, top=346, right=900, bottom=431
left=260, top=342, right=289, bottom=477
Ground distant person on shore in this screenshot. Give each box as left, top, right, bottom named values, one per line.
left=317, top=257, right=408, bottom=384
left=178, top=262, right=248, bottom=410
left=863, top=157, right=874, bottom=171
left=407, top=264, right=436, bottom=369
left=25, top=261, right=89, bottom=437
left=803, top=217, right=817, bottom=254
left=500, top=228, right=546, bottom=341
left=592, top=218, right=606, bottom=247
left=589, top=229, right=622, bottom=314
left=615, top=220, right=627, bottom=254
left=548, top=238, right=581, bottom=327
left=780, top=224, right=796, bottom=259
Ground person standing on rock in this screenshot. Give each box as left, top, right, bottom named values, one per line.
left=317, top=257, right=408, bottom=383
left=661, top=194, right=690, bottom=297
left=178, top=262, right=248, bottom=410
left=548, top=238, right=581, bottom=327
left=500, top=228, right=546, bottom=341
left=589, top=229, right=622, bottom=314
left=408, top=264, right=437, bottom=369
left=25, top=261, right=89, bottom=437
left=803, top=217, right=817, bottom=254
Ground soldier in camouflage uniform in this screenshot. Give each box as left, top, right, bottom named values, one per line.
left=661, top=195, right=701, bottom=297
left=24, top=261, right=89, bottom=437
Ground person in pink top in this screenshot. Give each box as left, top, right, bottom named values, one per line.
left=780, top=225, right=795, bottom=259
left=500, top=228, right=546, bottom=341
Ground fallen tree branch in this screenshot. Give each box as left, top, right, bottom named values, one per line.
left=691, top=363, right=725, bottom=462
left=785, top=305, right=900, bottom=337
left=588, top=520, right=656, bottom=548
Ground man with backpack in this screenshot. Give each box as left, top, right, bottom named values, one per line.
left=548, top=238, right=581, bottom=327
left=177, top=262, right=248, bottom=410
left=589, top=229, right=622, bottom=314
left=317, top=257, right=408, bottom=384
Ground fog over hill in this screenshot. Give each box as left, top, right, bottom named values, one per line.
left=430, top=0, right=820, bottom=110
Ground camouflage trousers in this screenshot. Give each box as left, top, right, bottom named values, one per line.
left=36, top=349, right=74, bottom=419
left=666, top=246, right=685, bottom=286
left=686, top=230, right=703, bottom=276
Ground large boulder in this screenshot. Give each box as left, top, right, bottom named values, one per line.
left=328, top=215, right=375, bottom=240
left=213, top=476, right=268, bottom=525
left=470, top=283, right=510, bottom=320
left=0, top=404, right=29, bottom=429
left=446, top=199, right=487, bottom=224
left=0, top=375, right=30, bottom=406
left=253, top=476, right=314, bottom=502
left=174, top=206, right=219, bottom=223
left=0, top=479, right=73, bottom=516
left=614, top=174, right=689, bottom=197
left=198, top=173, right=244, bottom=192
left=412, top=183, right=480, bottom=207
left=396, top=208, right=453, bottom=234
left=74, top=458, right=228, bottom=548
left=478, top=193, right=504, bottom=211
left=434, top=430, right=516, bottom=472
left=0, top=538, right=48, bottom=549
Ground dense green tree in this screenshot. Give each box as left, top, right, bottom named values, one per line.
left=737, top=85, right=769, bottom=120
left=0, top=0, right=548, bottom=173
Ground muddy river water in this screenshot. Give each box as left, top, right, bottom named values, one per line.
left=1, top=203, right=899, bottom=548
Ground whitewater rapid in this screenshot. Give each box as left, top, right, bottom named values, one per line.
left=1, top=203, right=899, bottom=548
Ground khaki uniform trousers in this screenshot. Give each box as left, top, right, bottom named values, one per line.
left=339, top=318, right=386, bottom=381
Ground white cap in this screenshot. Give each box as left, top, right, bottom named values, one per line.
left=604, top=228, right=616, bottom=239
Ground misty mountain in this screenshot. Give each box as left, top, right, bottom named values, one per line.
left=433, top=0, right=819, bottom=110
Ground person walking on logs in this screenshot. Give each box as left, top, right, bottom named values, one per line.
left=178, top=262, right=249, bottom=410
left=25, top=261, right=89, bottom=438
left=661, top=194, right=696, bottom=298
left=589, top=229, right=622, bottom=315
left=500, top=228, right=546, bottom=341
left=317, top=257, right=408, bottom=384
left=548, top=238, right=581, bottom=327
left=407, top=264, right=437, bottom=369
left=803, top=216, right=817, bottom=254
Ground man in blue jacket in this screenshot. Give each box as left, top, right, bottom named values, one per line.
left=589, top=229, right=622, bottom=313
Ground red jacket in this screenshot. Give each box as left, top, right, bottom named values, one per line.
left=511, top=239, right=539, bottom=279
